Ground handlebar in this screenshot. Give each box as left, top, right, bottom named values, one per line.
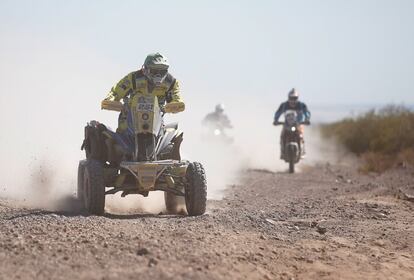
left=101, top=100, right=123, bottom=112
left=273, top=121, right=311, bottom=126
left=164, top=102, right=185, bottom=114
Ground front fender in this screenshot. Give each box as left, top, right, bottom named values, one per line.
left=286, top=142, right=300, bottom=163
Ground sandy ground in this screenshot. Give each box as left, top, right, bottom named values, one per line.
left=0, top=163, right=413, bottom=280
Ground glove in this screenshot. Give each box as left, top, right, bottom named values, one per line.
left=273, top=120, right=278, bottom=126
left=304, top=120, right=311, bottom=125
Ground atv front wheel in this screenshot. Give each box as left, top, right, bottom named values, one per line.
left=83, top=159, right=105, bottom=215
left=185, top=162, right=207, bottom=216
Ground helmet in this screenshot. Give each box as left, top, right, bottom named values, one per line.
left=143, top=53, right=169, bottom=85
left=288, top=88, right=299, bottom=101
left=215, top=103, right=225, bottom=113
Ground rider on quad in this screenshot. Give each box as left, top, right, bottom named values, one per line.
left=273, top=88, right=311, bottom=158
left=102, top=52, right=184, bottom=133
left=79, top=53, right=207, bottom=216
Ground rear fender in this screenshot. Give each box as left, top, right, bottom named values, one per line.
left=82, top=122, right=107, bottom=162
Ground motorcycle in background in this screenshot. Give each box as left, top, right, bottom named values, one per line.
left=274, top=110, right=310, bottom=173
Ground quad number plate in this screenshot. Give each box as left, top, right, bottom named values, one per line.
left=137, top=103, right=154, bottom=112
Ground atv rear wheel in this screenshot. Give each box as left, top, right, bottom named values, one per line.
left=185, top=162, right=207, bottom=216
left=77, top=160, right=87, bottom=202
left=164, top=192, right=185, bottom=214
left=83, top=159, right=105, bottom=215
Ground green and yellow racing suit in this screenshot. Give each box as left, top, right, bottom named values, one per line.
left=103, top=69, right=183, bottom=132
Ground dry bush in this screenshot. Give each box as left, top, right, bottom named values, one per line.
left=321, top=105, right=414, bottom=172
left=397, top=148, right=414, bottom=167
left=359, top=152, right=395, bottom=173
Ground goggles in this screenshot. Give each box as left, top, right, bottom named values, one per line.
left=148, top=68, right=168, bottom=77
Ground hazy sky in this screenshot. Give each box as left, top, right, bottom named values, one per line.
left=0, top=1, right=413, bottom=189
left=1, top=0, right=413, bottom=106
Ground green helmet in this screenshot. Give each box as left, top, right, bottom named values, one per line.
left=143, top=52, right=169, bottom=70
left=143, top=53, right=169, bottom=85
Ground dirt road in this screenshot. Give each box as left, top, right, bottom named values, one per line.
left=0, top=163, right=413, bottom=280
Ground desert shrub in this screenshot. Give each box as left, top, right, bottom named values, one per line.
left=397, top=148, right=414, bottom=167
left=321, top=105, right=414, bottom=172
left=359, top=152, right=394, bottom=173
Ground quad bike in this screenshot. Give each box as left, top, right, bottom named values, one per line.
left=77, top=94, right=207, bottom=216
left=274, top=110, right=309, bottom=173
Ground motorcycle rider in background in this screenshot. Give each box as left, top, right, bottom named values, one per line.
left=273, top=88, right=311, bottom=158
left=203, top=103, right=233, bottom=131
left=102, top=52, right=184, bottom=133
left=202, top=104, right=233, bottom=142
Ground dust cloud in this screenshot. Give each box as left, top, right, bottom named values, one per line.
left=0, top=157, right=80, bottom=212
left=176, top=97, right=347, bottom=201
left=0, top=38, right=117, bottom=213
left=302, top=125, right=355, bottom=168
left=105, top=192, right=166, bottom=215
left=0, top=38, right=344, bottom=214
